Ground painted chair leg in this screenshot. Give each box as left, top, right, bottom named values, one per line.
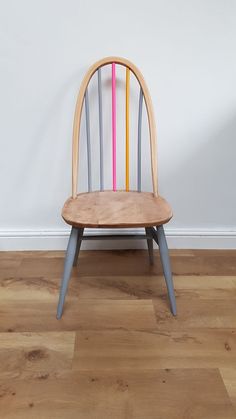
left=57, top=227, right=79, bottom=319
left=145, top=227, right=154, bottom=265
left=156, top=225, right=177, bottom=316
left=73, top=228, right=84, bottom=266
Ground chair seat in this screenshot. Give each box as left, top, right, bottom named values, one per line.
left=62, top=190, right=172, bottom=228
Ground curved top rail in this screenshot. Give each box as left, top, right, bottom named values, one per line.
left=72, top=56, right=158, bottom=197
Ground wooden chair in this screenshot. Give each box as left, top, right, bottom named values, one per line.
left=57, top=57, right=177, bottom=319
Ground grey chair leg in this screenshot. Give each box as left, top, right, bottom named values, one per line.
left=145, top=227, right=154, bottom=265
left=57, top=227, right=79, bottom=319
left=156, top=225, right=177, bottom=316
left=73, top=228, right=84, bottom=266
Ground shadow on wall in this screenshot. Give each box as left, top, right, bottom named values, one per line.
left=162, top=114, right=236, bottom=229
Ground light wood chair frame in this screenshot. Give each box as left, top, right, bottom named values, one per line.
left=57, top=57, right=177, bottom=319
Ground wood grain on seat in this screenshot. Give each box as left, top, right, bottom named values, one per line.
left=62, top=191, right=172, bottom=228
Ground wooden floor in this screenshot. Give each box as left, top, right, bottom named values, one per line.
left=0, top=249, right=236, bottom=418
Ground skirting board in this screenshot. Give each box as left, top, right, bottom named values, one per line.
left=0, top=228, right=236, bottom=250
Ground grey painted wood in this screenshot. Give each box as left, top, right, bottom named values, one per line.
left=85, top=89, right=92, bottom=192
left=57, top=227, right=79, bottom=319
left=137, top=88, right=143, bottom=192
left=57, top=226, right=175, bottom=319
left=97, top=68, right=104, bottom=191
left=73, top=228, right=84, bottom=266
left=148, top=227, right=158, bottom=244
left=145, top=227, right=154, bottom=265
left=154, top=225, right=177, bottom=316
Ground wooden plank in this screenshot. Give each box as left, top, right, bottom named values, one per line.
left=0, top=300, right=157, bottom=332
left=76, top=274, right=236, bottom=300
left=174, top=275, right=236, bottom=290
left=1, top=250, right=236, bottom=275
left=73, top=329, right=236, bottom=370
left=0, top=332, right=75, bottom=378
left=14, top=256, right=64, bottom=278
left=0, top=257, right=74, bottom=302
left=0, top=251, right=64, bottom=259
left=153, top=294, right=236, bottom=330
left=2, top=272, right=235, bottom=306
left=220, top=368, right=236, bottom=414
left=0, top=274, right=78, bottom=303
left=0, top=258, right=21, bottom=280
left=0, top=369, right=234, bottom=419
left=2, top=269, right=235, bottom=303
left=77, top=249, right=236, bottom=276
left=77, top=275, right=165, bottom=299
left=77, top=250, right=165, bottom=276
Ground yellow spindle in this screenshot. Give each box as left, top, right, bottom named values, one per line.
left=125, top=68, right=130, bottom=191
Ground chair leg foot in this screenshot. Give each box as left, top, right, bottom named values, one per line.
left=57, top=227, right=79, bottom=319
left=145, top=228, right=154, bottom=265
left=156, top=225, right=177, bottom=316
left=73, top=228, right=84, bottom=266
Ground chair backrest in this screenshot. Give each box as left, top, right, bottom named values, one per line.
left=72, top=57, right=158, bottom=198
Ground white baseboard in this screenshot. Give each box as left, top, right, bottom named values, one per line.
left=0, top=228, right=236, bottom=250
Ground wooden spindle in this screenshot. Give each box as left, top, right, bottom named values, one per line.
left=85, top=89, right=92, bottom=192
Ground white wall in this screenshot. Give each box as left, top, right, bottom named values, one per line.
left=0, top=0, right=236, bottom=250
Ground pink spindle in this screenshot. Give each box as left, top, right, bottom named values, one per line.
left=112, top=63, right=116, bottom=191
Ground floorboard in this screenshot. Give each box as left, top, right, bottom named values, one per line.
left=0, top=249, right=236, bottom=418
left=0, top=370, right=234, bottom=419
